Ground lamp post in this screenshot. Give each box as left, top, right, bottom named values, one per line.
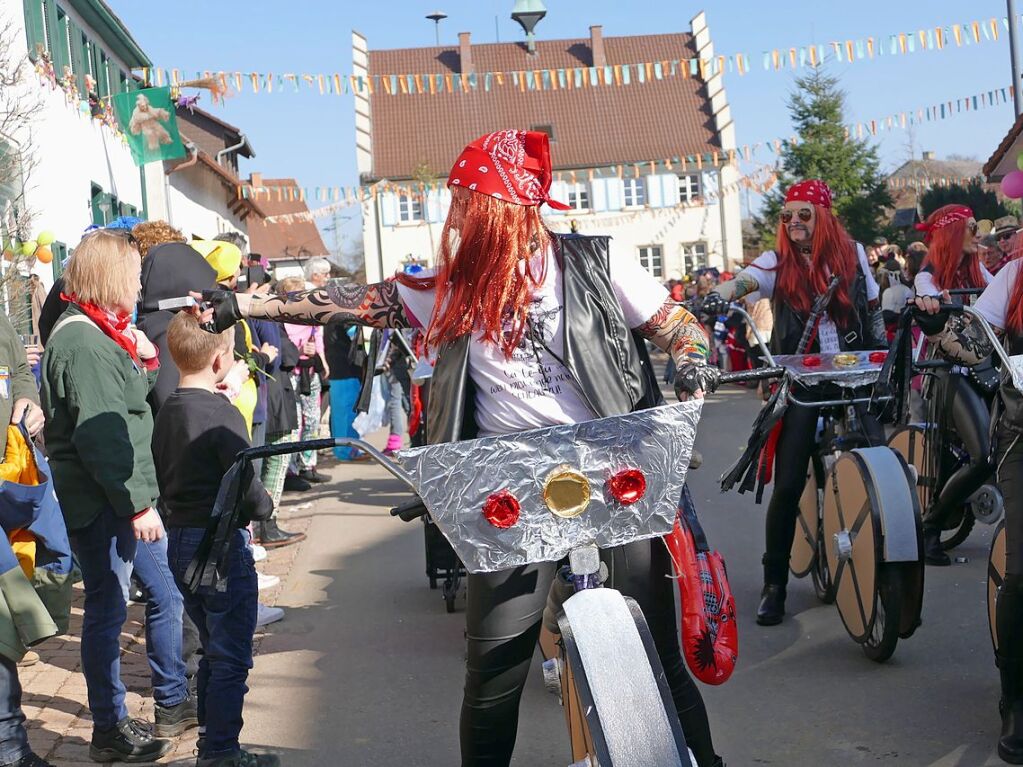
left=511, top=0, right=546, bottom=54
left=1011, top=0, right=1022, bottom=116
left=426, top=11, right=447, bottom=46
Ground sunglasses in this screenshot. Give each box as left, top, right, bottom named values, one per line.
left=967, top=221, right=978, bottom=235
left=781, top=209, right=813, bottom=224
left=998, top=231, right=1015, bottom=242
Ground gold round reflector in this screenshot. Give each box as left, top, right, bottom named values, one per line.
left=543, top=468, right=591, bottom=518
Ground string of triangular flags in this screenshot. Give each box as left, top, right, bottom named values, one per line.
left=145, top=14, right=1021, bottom=96
left=887, top=174, right=985, bottom=190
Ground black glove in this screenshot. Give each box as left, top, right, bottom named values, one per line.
left=201, top=290, right=242, bottom=334
left=699, top=292, right=730, bottom=317
left=674, top=362, right=721, bottom=400
left=912, top=306, right=950, bottom=336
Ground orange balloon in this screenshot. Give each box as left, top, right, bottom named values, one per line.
left=35, top=246, right=52, bottom=264
left=2, top=249, right=14, bottom=262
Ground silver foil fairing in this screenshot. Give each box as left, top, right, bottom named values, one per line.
left=773, top=352, right=885, bottom=389
left=396, top=400, right=703, bottom=573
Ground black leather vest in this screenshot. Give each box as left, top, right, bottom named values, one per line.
left=771, top=257, right=873, bottom=355
left=1002, top=330, right=1023, bottom=434
left=426, top=233, right=663, bottom=445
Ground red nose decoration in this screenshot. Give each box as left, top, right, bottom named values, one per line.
left=607, top=469, right=647, bottom=505
left=802, top=355, right=822, bottom=367
left=482, top=490, right=521, bottom=529
left=869, top=351, right=888, bottom=364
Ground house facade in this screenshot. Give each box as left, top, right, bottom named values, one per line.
left=354, top=13, right=742, bottom=284
left=246, top=174, right=330, bottom=279
left=5, top=0, right=152, bottom=288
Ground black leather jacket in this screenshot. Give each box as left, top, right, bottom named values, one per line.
left=426, top=233, right=664, bottom=444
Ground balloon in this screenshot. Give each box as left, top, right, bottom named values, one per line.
left=2, top=247, right=14, bottom=262
left=20, top=240, right=37, bottom=257
left=1003, top=171, right=1023, bottom=199
left=34, top=246, right=52, bottom=264
left=36, top=231, right=55, bottom=246
left=1017, top=152, right=1023, bottom=172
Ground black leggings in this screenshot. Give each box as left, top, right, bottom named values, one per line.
left=763, top=397, right=884, bottom=586
left=925, top=373, right=993, bottom=530
left=460, top=537, right=716, bottom=767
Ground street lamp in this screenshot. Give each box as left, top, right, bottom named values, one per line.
left=511, top=0, right=546, bottom=55
left=426, top=11, right=447, bottom=46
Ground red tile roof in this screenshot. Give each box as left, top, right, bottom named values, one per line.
left=984, top=113, right=1023, bottom=179
left=246, top=178, right=329, bottom=261
left=367, top=33, right=718, bottom=181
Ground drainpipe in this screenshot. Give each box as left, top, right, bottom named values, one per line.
left=216, top=134, right=248, bottom=166
left=374, top=183, right=386, bottom=282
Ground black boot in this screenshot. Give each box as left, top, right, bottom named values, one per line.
left=256, top=518, right=306, bottom=549
left=756, top=585, right=786, bottom=626
left=923, top=526, right=951, bottom=566
left=90, top=717, right=171, bottom=763
left=998, top=576, right=1023, bottom=763
left=154, top=693, right=198, bottom=736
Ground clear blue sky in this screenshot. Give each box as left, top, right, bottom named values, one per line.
left=106, top=0, right=1020, bottom=256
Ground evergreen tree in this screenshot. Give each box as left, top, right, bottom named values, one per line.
left=919, top=180, right=1011, bottom=222
left=754, top=69, right=893, bottom=250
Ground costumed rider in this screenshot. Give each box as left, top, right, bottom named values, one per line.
left=201, top=129, right=726, bottom=767
left=699, top=179, right=886, bottom=627
left=911, top=205, right=996, bottom=566
left=912, top=256, right=1023, bottom=763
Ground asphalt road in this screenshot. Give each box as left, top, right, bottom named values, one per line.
left=240, top=384, right=1006, bottom=767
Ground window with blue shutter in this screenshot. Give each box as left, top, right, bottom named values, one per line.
left=54, top=5, right=70, bottom=77
left=22, top=0, right=45, bottom=59
left=589, top=179, right=608, bottom=213
left=605, top=179, right=624, bottom=211
left=679, top=173, right=703, bottom=203
left=623, top=178, right=646, bottom=207
left=644, top=175, right=664, bottom=208
left=566, top=183, right=589, bottom=212
left=379, top=193, right=398, bottom=227
left=51, top=241, right=67, bottom=280
left=660, top=175, right=680, bottom=207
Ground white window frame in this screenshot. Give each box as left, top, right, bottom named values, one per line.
left=397, top=193, right=424, bottom=223
left=638, top=245, right=664, bottom=278
left=566, top=183, right=589, bottom=212
left=678, top=173, right=702, bottom=203
left=623, top=178, right=646, bottom=208
left=682, top=242, right=708, bottom=274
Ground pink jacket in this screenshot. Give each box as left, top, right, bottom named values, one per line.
left=285, top=324, right=323, bottom=360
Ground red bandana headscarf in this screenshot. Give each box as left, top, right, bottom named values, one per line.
left=915, top=204, right=972, bottom=244
left=447, top=129, right=570, bottom=210
left=785, top=179, right=833, bottom=209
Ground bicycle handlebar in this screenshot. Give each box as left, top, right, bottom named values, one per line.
left=718, top=366, right=785, bottom=386
left=390, top=496, right=428, bottom=522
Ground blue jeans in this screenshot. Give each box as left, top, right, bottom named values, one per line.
left=72, top=509, right=188, bottom=730
left=329, top=377, right=361, bottom=460
left=168, top=528, right=257, bottom=758
left=0, top=656, right=28, bottom=764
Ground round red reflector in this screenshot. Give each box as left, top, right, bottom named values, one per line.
left=802, top=355, right=822, bottom=367
left=869, top=351, right=888, bottom=364
left=607, top=469, right=647, bottom=505
left=482, top=490, right=520, bottom=529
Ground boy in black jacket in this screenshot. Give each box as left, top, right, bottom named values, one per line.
left=152, top=313, right=277, bottom=767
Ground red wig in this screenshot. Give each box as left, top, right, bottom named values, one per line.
left=773, top=206, right=858, bottom=326
left=920, top=205, right=984, bottom=290
left=396, top=187, right=550, bottom=357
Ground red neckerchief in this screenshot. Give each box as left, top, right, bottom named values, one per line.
left=60, top=293, right=159, bottom=371
left=990, top=252, right=1013, bottom=276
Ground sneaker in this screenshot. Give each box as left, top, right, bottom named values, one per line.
left=251, top=544, right=268, bottom=563
left=298, top=468, right=329, bottom=484
left=257, top=573, right=280, bottom=591
left=197, top=749, right=280, bottom=767
left=255, top=603, right=284, bottom=629
left=382, top=448, right=398, bottom=457
left=282, top=474, right=311, bottom=493
left=154, top=694, right=198, bottom=737
left=2, top=753, right=55, bottom=767
left=17, top=651, right=39, bottom=668
left=89, top=717, right=171, bottom=763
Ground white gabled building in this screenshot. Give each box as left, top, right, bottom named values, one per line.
left=353, top=12, right=742, bottom=284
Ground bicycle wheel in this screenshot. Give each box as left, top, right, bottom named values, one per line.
left=555, top=589, right=691, bottom=767
left=811, top=525, right=836, bottom=604
left=989, top=521, right=1007, bottom=654
left=861, top=564, right=906, bottom=663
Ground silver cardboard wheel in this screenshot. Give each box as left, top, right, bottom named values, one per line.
left=822, top=451, right=882, bottom=644
left=989, top=520, right=1007, bottom=654
left=790, top=463, right=820, bottom=578
left=887, top=424, right=930, bottom=511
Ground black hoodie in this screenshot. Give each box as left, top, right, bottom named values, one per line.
left=136, top=242, right=218, bottom=414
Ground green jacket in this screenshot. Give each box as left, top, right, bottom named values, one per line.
left=0, top=314, right=41, bottom=454
left=41, top=306, right=159, bottom=530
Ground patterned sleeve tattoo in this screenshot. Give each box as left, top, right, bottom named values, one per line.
left=931, top=313, right=996, bottom=366
left=637, top=300, right=709, bottom=365
left=717, top=270, right=760, bottom=303
left=248, top=280, right=411, bottom=329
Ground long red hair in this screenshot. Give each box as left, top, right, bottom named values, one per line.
left=773, top=206, right=858, bottom=327
left=396, top=187, right=550, bottom=356
left=920, top=205, right=984, bottom=290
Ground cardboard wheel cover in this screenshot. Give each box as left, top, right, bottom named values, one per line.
left=887, top=425, right=932, bottom=514
left=790, top=465, right=820, bottom=578
left=990, top=521, right=1007, bottom=653
left=823, top=452, right=881, bottom=643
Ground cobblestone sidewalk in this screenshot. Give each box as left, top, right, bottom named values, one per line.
left=19, top=498, right=315, bottom=767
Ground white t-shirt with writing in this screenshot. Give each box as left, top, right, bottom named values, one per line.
left=397, top=249, right=668, bottom=437
left=973, top=257, right=1020, bottom=331
left=740, top=245, right=879, bottom=353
